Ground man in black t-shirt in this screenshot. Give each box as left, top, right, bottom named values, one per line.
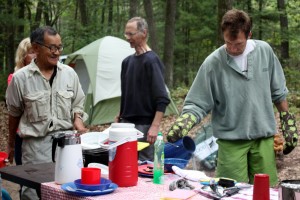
left=116, top=17, right=170, bottom=161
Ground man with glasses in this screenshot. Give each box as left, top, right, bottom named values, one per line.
left=6, top=26, right=87, bottom=200
left=115, top=17, right=170, bottom=161
left=167, top=9, right=298, bottom=186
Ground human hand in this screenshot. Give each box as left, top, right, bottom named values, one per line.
left=167, top=113, right=197, bottom=143
left=7, top=146, right=14, bottom=164
left=73, top=117, right=88, bottom=134
left=280, top=111, right=299, bottom=155
left=114, top=115, right=120, bottom=123
left=147, top=125, right=159, bottom=144
left=274, top=133, right=283, bottom=152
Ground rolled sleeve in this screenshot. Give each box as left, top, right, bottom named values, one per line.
left=70, top=73, right=88, bottom=121
left=6, top=77, right=24, bottom=117
left=270, top=51, right=288, bottom=103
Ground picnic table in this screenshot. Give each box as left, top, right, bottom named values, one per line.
left=0, top=162, right=279, bottom=200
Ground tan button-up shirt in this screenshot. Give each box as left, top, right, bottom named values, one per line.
left=6, top=60, right=87, bottom=137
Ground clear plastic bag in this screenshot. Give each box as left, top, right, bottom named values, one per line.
left=192, top=122, right=218, bottom=171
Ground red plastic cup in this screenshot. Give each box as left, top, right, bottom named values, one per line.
left=252, top=174, right=270, bottom=200
left=81, top=167, right=101, bottom=185
left=0, top=152, right=8, bottom=168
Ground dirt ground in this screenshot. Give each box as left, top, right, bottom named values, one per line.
left=0, top=101, right=300, bottom=199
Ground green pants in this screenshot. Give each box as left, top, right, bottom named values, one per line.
left=216, top=137, right=278, bottom=186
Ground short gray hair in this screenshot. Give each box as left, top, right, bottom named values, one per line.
left=128, top=17, right=148, bottom=32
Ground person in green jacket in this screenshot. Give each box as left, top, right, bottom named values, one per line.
left=167, top=9, right=298, bottom=186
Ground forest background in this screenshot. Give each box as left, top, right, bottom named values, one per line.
left=0, top=2, right=300, bottom=197
left=0, top=0, right=299, bottom=114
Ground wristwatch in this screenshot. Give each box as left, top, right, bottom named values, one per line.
left=75, top=113, right=84, bottom=121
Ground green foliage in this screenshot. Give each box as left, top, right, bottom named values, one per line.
left=284, top=67, right=300, bottom=94
left=170, top=86, right=189, bottom=107
left=284, top=67, right=300, bottom=117
left=173, top=1, right=218, bottom=86
left=0, top=70, right=9, bottom=101
left=0, top=0, right=300, bottom=97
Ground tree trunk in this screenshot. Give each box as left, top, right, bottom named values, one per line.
left=217, top=0, right=232, bottom=46
left=43, top=9, right=50, bottom=26
left=182, top=0, right=190, bottom=86
left=78, top=0, right=88, bottom=26
left=143, top=0, right=159, bottom=54
left=163, top=0, right=176, bottom=88
left=5, top=0, right=15, bottom=72
left=32, top=0, right=44, bottom=30
left=116, top=0, right=121, bottom=33
left=129, top=0, right=138, bottom=18
left=17, top=0, right=25, bottom=41
left=258, top=0, right=263, bottom=40
left=107, top=0, right=113, bottom=34
left=100, top=0, right=107, bottom=34
left=277, top=0, right=289, bottom=62
left=247, top=0, right=252, bottom=13
left=71, top=0, right=79, bottom=52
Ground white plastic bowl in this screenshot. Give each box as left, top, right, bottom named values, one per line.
left=88, top=163, right=109, bottom=178
left=80, top=132, right=109, bottom=150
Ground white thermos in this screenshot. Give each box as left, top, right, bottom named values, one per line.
left=52, top=131, right=83, bottom=184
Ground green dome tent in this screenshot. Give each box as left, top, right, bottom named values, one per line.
left=65, top=36, right=178, bottom=125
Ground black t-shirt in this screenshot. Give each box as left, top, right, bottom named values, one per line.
left=120, top=51, right=170, bottom=125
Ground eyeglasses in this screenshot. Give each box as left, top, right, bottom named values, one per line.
left=35, top=42, right=63, bottom=53
left=124, top=31, right=140, bottom=38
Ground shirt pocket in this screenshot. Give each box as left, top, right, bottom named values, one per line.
left=23, top=91, right=50, bottom=123
left=57, top=90, right=73, bottom=120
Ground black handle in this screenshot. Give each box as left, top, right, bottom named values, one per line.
left=51, top=133, right=66, bottom=162
left=52, top=136, right=58, bottom=163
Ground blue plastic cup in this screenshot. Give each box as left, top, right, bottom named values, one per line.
left=164, top=136, right=196, bottom=160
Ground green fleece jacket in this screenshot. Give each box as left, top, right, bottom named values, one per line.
left=183, top=40, right=288, bottom=140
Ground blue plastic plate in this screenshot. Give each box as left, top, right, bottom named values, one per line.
left=61, top=182, right=118, bottom=196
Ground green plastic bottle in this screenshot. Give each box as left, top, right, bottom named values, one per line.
left=153, top=132, right=164, bottom=184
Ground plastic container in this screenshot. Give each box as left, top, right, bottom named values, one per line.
left=52, top=131, right=83, bottom=184
left=164, top=158, right=188, bottom=172
left=164, top=136, right=195, bottom=160
left=253, top=174, right=270, bottom=200
left=279, top=180, right=300, bottom=200
left=153, top=132, right=164, bottom=184
left=88, top=163, right=109, bottom=178
left=81, top=167, right=101, bottom=184
left=108, top=123, right=138, bottom=187
left=83, top=151, right=109, bottom=167
left=74, top=178, right=112, bottom=191
left=0, top=152, right=8, bottom=168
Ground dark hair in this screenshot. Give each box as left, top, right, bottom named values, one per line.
left=30, top=26, right=58, bottom=44
left=127, top=17, right=148, bottom=32
left=221, top=9, right=252, bottom=39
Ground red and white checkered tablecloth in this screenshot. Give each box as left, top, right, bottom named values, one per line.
left=41, top=175, right=185, bottom=200
left=41, top=175, right=278, bottom=200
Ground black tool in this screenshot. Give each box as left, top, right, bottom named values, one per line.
left=218, top=178, right=235, bottom=188
left=224, top=187, right=240, bottom=196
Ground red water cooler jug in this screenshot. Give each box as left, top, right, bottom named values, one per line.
left=109, top=123, right=138, bottom=187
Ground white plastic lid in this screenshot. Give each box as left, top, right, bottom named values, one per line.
left=111, top=123, right=135, bottom=128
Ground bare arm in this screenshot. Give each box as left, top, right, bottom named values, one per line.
left=114, top=113, right=120, bottom=123
left=7, top=115, right=21, bottom=163
left=73, top=113, right=88, bottom=133
left=275, top=99, right=289, bottom=112
left=147, top=111, right=164, bottom=144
